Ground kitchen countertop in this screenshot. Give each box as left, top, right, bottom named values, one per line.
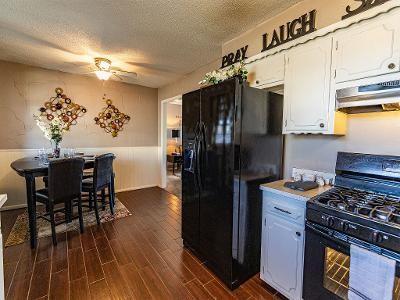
left=260, top=179, right=332, bottom=201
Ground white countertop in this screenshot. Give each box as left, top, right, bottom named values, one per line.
left=260, top=180, right=331, bottom=201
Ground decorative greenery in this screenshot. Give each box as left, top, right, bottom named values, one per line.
left=199, top=61, right=248, bottom=86
left=34, top=115, right=65, bottom=144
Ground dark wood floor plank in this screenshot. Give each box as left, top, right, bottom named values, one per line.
left=159, top=249, right=195, bottom=283
left=89, top=279, right=114, bottom=300
left=3, top=262, right=17, bottom=298
left=102, top=261, right=133, bottom=300
left=109, top=239, right=132, bottom=266
left=36, top=236, right=53, bottom=263
left=6, top=271, right=32, bottom=300
left=138, top=265, right=173, bottom=300
left=80, top=229, right=96, bottom=252
left=175, top=249, right=214, bottom=284
left=70, top=277, right=90, bottom=300
left=68, top=247, right=86, bottom=281
left=1, top=187, right=278, bottom=300
left=84, top=248, right=105, bottom=284
left=51, top=233, right=68, bottom=273
left=49, top=269, right=69, bottom=300
left=95, top=236, right=115, bottom=264
left=185, top=279, right=214, bottom=300
left=157, top=266, right=195, bottom=299
left=28, top=259, right=51, bottom=299
left=67, top=229, right=82, bottom=250
left=204, top=280, right=235, bottom=299
left=120, top=263, right=152, bottom=300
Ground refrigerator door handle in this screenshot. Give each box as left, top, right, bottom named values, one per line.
left=198, top=122, right=207, bottom=190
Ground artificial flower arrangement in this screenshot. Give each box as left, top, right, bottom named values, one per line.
left=34, top=115, right=66, bottom=157
left=199, top=61, right=248, bottom=86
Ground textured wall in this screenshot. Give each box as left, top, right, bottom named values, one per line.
left=0, top=60, right=158, bottom=149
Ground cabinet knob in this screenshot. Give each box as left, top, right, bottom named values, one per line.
left=255, top=80, right=260, bottom=84
left=319, top=123, right=325, bottom=128
left=296, top=232, right=301, bottom=237
left=388, top=63, right=396, bottom=70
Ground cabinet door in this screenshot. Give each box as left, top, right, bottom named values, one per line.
left=261, top=213, right=304, bottom=300
left=334, top=15, right=400, bottom=83
left=247, top=53, right=285, bottom=88
left=283, top=38, right=333, bottom=133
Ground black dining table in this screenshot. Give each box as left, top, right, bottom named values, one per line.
left=10, top=156, right=109, bottom=248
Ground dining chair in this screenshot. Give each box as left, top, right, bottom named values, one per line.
left=82, top=153, right=115, bottom=225
left=36, top=158, right=85, bottom=245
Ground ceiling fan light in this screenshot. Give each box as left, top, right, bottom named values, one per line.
left=95, top=70, right=112, bottom=80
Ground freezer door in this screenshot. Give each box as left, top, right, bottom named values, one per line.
left=182, top=90, right=201, bottom=250
left=198, top=78, right=239, bottom=286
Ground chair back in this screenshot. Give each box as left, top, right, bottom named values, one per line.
left=93, top=153, right=115, bottom=190
left=48, top=158, right=85, bottom=204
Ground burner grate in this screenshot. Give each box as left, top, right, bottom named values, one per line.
left=315, top=187, right=400, bottom=226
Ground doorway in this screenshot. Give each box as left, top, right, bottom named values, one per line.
left=160, top=96, right=182, bottom=198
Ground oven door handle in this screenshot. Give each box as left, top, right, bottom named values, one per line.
left=306, top=222, right=400, bottom=263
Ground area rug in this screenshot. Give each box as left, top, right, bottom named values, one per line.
left=5, top=198, right=131, bottom=247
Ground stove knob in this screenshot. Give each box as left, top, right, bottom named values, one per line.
left=342, top=222, right=349, bottom=232
left=327, top=216, right=335, bottom=227
left=372, top=231, right=383, bottom=243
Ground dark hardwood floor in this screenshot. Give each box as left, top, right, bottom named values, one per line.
left=2, top=187, right=283, bottom=300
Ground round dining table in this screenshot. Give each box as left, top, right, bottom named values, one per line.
left=10, top=156, right=103, bottom=248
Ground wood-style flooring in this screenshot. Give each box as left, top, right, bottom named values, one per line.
left=2, top=187, right=284, bottom=300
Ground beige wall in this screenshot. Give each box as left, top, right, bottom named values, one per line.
left=223, top=0, right=353, bottom=57
left=0, top=60, right=160, bottom=209
left=0, top=60, right=158, bottom=149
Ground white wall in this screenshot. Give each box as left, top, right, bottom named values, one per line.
left=3, top=146, right=160, bottom=210
left=284, top=111, right=400, bottom=177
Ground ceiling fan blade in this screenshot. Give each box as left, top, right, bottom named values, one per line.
left=112, top=70, right=138, bottom=79
left=112, top=72, right=123, bottom=80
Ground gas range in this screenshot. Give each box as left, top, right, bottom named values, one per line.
left=307, top=152, right=400, bottom=253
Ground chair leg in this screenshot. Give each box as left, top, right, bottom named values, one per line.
left=49, top=202, right=57, bottom=245
left=101, top=189, right=106, bottom=211
left=108, top=183, right=114, bottom=215
left=93, top=189, right=101, bottom=225
left=77, top=195, right=84, bottom=233
left=89, top=191, right=93, bottom=210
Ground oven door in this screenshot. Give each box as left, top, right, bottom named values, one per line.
left=303, top=222, right=400, bottom=300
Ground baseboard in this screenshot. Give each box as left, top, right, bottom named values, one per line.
left=115, top=184, right=158, bottom=193
left=1, top=203, right=29, bottom=211
left=0, top=185, right=158, bottom=211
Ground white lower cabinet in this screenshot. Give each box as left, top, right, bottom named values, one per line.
left=260, top=192, right=306, bottom=300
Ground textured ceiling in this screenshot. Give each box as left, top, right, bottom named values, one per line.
left=0, top=0, right=302, bottom=88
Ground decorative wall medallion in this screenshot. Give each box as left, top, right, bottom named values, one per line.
left=38, top=87, right=87, bottom=130
left=94, top=96, right=131, bottom=137
left=342, top=0, right=389, bottom=20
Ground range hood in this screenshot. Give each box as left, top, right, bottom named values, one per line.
left=336, top=80, right=400, bottom=114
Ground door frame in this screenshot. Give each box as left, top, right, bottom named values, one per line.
left=160, top=95, right=182, bottom=189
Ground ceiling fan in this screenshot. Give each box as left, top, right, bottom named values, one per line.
left=92, top=57, right=138, bottom=81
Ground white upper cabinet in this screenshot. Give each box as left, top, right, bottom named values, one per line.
left=283, top=37, right=346, bottom=135
left=247, top=53, right=285, bottom=88
left=334, top=13, right=400, bottom=83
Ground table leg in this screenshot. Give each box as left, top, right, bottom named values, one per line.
left=25, top=174, right=37, bottom=249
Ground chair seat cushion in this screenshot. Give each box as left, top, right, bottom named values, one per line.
left=82, top=178, right=94, bottom=191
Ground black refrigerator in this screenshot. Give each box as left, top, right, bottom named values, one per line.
left=182, top=77, right=284, bottom=289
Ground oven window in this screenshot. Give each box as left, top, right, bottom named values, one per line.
left=323, top=247, right=400, bottom=299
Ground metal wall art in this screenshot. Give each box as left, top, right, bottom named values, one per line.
left=221, top=45, right=248, bottom=68
left=94, top=96, right=131, bottom=137
left=342, top=0, right=389, bottom=19
left=38, top=87, right=87, bottom=130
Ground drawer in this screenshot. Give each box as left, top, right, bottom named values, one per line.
left=263, top=191, right=306, bottom=225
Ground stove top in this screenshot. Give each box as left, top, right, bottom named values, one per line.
left=314, top=187, right=400, bottom=225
